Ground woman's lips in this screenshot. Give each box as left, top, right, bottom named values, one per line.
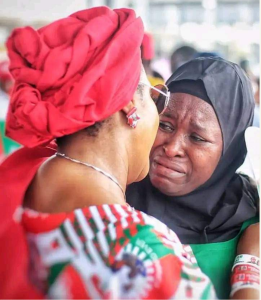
left=151, top=160, right=187, bottom=179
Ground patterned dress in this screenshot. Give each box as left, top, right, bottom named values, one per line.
left=21, top=204, right=216, bottom=299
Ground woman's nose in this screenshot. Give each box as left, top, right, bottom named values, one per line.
left=163, top=135, right=185, bottom=158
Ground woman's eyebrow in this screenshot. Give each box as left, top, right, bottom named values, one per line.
left=162, top=112, right=175, bottom=119
left=190, top=121, right=208, bottom=133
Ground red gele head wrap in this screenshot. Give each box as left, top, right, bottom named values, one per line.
left=6, top=7, right=144, bottom=147
left=141, top=33, right=155, bottom=60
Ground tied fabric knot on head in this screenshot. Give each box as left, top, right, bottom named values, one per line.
left=6, top=7, right=144, bottom=148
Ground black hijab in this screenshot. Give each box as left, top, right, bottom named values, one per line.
left=127, top=57, right=258, bottom=244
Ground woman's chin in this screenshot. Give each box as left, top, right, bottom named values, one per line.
left=149, top=173, right=186, bottom=196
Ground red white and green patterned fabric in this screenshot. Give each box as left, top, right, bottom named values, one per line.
left=21, top=204, right=216, bottom=299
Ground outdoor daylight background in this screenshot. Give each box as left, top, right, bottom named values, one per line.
left=0, top=0, right=259, bottom=157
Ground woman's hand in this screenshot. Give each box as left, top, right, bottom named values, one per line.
left=231, top=223, right=259, bottom=299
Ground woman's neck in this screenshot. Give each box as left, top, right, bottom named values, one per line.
left=58, top=131, right=128, bottom=190
left=25, top=131, right=129, bottom=213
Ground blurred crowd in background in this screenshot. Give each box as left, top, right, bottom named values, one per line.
left=0, top=0, right=259, bottom=160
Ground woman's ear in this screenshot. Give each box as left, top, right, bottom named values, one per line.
left=121, top=100, right=136, bottom=116
left=121, top=100, right=141, bottom=129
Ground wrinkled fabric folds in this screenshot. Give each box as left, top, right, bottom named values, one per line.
left=6, top=7, right=143, bottom=147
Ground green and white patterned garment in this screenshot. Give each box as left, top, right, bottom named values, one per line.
left=22, top=204, right=217, bottom=299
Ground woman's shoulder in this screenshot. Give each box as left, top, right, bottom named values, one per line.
left=22, top=203, right=187, bottom=264
left=24, top=155, right=71, bottom=212
left=22, top=204, right=177, bottom=237
left=22, top=204, right=215, bottom=299
left=22, top=203, right=185, bottom=253
left=24, top=156, right=105, bottom=213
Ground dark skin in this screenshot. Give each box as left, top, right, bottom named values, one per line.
left=24, top=86, right=259, bottom=299
left=24, top=69, right=159, bottom=213
left=149, top=92, right=259, bottom=299
left=149, top=93, right=223, bottom=196
left=232, top=223, right=260, bottom=299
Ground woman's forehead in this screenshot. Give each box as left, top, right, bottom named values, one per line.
left=169, top=92, right=214, bottom=114
left=164, top=92, right=220, bottom=126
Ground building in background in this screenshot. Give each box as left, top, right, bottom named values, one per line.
left=0, top=0, right=259, bottom=68
left=85, top=1, right=259, bottom=73
left=0, top=0, right=259, bottom=156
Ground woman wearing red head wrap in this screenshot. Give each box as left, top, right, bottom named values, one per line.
left=0, top=7, right=215, bottom=299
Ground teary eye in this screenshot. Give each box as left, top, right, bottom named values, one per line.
left=159, top=121, right=174, bottom=133
left=190, top=134, right=206, bottom=142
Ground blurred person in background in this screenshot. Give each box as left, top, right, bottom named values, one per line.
left=239, top=58, right=257, bottom=84
left=170, top=45, right=198, bottom=73
left=0, top=60, right=14, bottom=159
left=253, top=77, right=259, bottom=127
left=240, top=59, right=259, bottom=128
left=0, top=60, right=13, bottom=95
left=127, top=57, right=259, bottom=299
left=240, top=59, right=253, bottom=78
left=141, top=32, right=165, bottom=86
left=0, top=7, right=217, bottom=299
left=194, top=51, right=220, bottom=59
left=0, top=60, right=13, bottom=119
